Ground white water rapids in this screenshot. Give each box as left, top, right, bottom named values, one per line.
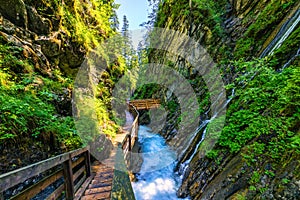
left=131, top=126, right=188, bottom=200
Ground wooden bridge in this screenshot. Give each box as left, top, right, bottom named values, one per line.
left=0, top=106, right=140, bottom=200
left=128, top=99, right=160, bottom=110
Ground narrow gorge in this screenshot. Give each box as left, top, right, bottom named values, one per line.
left=0, top=0, right=299, bottom=199
left=142, top=0, right=300, bottom=199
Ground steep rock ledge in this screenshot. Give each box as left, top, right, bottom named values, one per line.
left=0, top=0, right=118, bottom=173
left=151, top=0, right=300, bottom=199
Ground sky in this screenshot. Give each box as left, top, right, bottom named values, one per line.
left=115, top=0, right=149, bottom=30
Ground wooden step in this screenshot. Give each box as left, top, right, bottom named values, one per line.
left=91, top=177, right=113, bottom=185
left=81, top=191, right=110, bottom=200
left=88, top=180, right=113, bottom=188
left=84, top=186, right=112, bottom=195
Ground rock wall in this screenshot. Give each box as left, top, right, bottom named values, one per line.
left=0, top=0, right=118, bottom=173
left=0, top=0, right=97, bottom=77
left=151, top=0, right=300, bottom=199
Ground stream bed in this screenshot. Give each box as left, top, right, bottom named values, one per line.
left=131, top=126, right=186, bottom=200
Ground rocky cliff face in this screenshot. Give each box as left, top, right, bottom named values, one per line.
left=0, top=0, right=118, bottom=173
left=151, top=0, right=300, bottom=199
left=0, top=0, right=88, bottom=76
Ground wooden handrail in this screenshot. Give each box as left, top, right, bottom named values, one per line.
left=122, top=105, right=139, bottom=168
left=0, top=103, right=143, bottom=199
left=128, top=99, right=160, bottom=110
left=0, top=146, right=92, bottom=200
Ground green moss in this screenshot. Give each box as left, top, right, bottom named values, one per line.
left=234, top=0, right=298, bottom=59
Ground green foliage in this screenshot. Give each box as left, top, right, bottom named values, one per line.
left=0, top=40, right=81, bottom=149
left=234, top=0, right=297, bottom=58
left=271, top=26, right=300, bottom=68
left=0, top=83, right=80, bottom=148
left=218, top=60, right=300, bottom=158
left=249, top=185, right=257, bottom=191
left=206, top=149, right=219, bottom=159
left=37, top=0, right=117, bottom=50
left=281, top=178, right=290, bottom=184
left=264, top=170, right=275, bottom=177
left=234, top=194, right=246, bottom=200
left=250, top=171, right=260, bottom=184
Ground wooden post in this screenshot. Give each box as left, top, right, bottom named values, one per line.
left=63, top=154, right=74, bottom=200
left=0, top=192, right=4, bottom=200
left=84, top=151, right=91, bottom=177
left=128, top=134, right=132, bottom=152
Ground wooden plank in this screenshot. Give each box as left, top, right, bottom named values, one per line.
left=84, top=186, right=112, bottom=195
left=73, top=165, right=85, bottom=181
left=91, top=166, right=113, bottom=173
left=45, top=184, right=65, bottom=200
left=63, top=154, right=75, bottom=200
left=74, top=175, right=94, bottom=200
left=70, top=147, right=89, bottom=158
left=0, top=147, right=87, bottom=193
left=94, top=173, right=113, bottom=179
left=84, top=151, right=91, bottom=177
left=11, top=170, right=63, bottom=200
left=91, top=178, right=113, bottom=185
left=72, top=156, right=85, bottom=169
left=128, top=134, right=131, bottom=152
left=88, top=182, right=112, bottom=189
left=121, top=134, right=129, bottom=148
left=81, top=191, right=111, bottom=200
left=74, top=174, right=86, bottom=192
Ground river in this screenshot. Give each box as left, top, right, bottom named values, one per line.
left=131, top=126, right=187, bottom=200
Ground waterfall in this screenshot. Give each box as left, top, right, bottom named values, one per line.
left=177, top=88, right=235, bottom=177
left=260, top=9, right=300, bottom=58
left=132, top=126, right=188, bottom=200
left=281, top=47, right=300, bottom=70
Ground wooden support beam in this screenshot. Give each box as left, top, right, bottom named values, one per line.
left=63, top=154, right=75, bottom=200
left=74, top=175, right=86, bottom=192
left=0, top=147, right=88, bottom=193
left=72, top=157, right=85, bottom=169
left=128, top=134, right=132, bottom=152
left=11, top=170, right=63, bottom=200
left=73, top=166, right=85, bottom=181
left=84, top=151, right=91, bottom=177
left=74, top=176, right=94, bottom=200
left=46, top=184, right=64, bottom=200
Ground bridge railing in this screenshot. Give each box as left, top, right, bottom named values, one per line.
left=0, top=147, right=92, bottom=200
left=122, top=105, right=139, bottom=168
left=129, top=99, right=160, bottom=110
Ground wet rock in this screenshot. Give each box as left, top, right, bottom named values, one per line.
left=0, top=0, right=27, bottom=29
left=26, top=6, right=52, bottom=35
left=36, top=37, right=62, bottom=57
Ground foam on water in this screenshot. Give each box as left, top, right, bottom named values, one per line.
left=132, top=126, right=187, bottom=200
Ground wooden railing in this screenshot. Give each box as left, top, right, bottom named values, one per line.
left=0, top=104, right=143, bottom=200
left=0, top=147, right=92, bottom=200
left=122, top=105, right=139, bottom=168
left=129, top=99, right=160, bottom=110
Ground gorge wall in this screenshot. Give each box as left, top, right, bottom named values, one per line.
left=149, top=0, right=300, bottom=199
left=0, top=0, right=122, bottom=173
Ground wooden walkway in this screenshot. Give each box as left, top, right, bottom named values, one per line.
left=0, top=107, right=139, bottom=200
left=81, top=117, right=136, bottom=200
left=79, top=109, right=138, bottom=200
left=80, top=161, right=113, bottom=200
left=129, top=99, right=160, bottom=110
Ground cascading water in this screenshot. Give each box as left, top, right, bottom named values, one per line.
left=178, top=88, right=235, bottom=177
left=260, top=9, right=300, bottom=58
left=132, top=126, right=188, bottom=200
left=282, top=47, right=300, bottom=70
left=131, top=88, right=236, bottom=199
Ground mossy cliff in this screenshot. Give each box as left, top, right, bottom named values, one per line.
left=0, top=0, right=125, bottom=173
left=149, top=0, right=300, bottom=199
